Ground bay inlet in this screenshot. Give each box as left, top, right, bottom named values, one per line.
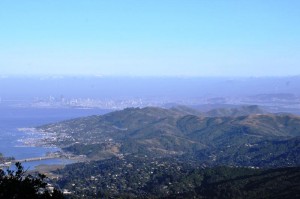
left=0, top=106, right=110, bottom=170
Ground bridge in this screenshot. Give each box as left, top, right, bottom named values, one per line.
left=13, top=155, right=60, bottom=163
left=0, top=155, right=61, bottom=168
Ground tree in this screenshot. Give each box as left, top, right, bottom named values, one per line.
left=0, top=162, right=64, bottom=199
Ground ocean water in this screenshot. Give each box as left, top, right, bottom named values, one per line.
left=0, top=106, right=110, bottom=170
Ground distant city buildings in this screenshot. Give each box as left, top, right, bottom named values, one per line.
left=1, top=93, right=300, bottom=114
left=28, top=96, right=210, bottom=110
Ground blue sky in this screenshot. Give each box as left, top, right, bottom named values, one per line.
left=0, top=0, right=299, bottom=77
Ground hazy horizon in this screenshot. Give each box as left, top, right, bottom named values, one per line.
left=1, top=76, right=300, bottom=100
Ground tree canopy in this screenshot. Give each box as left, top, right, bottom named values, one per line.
left=0, top=162, right=64, bottom=199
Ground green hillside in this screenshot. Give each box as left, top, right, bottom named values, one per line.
left=37, top=106, right=300, bottom=167
left=34, top=106, right=300, bottom=198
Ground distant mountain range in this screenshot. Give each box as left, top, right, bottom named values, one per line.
left=38, top=105, right=300, bottom=168
left=204, top=105, right=266, bottom=117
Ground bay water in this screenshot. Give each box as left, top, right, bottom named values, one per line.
left=0, top=106, right=110, bottom=170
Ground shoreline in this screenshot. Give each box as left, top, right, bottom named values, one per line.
left=5, top=127, right=80, bottom=172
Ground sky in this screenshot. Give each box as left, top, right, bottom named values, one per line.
left=0, top=0, right=300, bottom=77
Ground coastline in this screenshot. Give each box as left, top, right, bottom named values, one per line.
left=7, top=127, right=80, bottom=171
